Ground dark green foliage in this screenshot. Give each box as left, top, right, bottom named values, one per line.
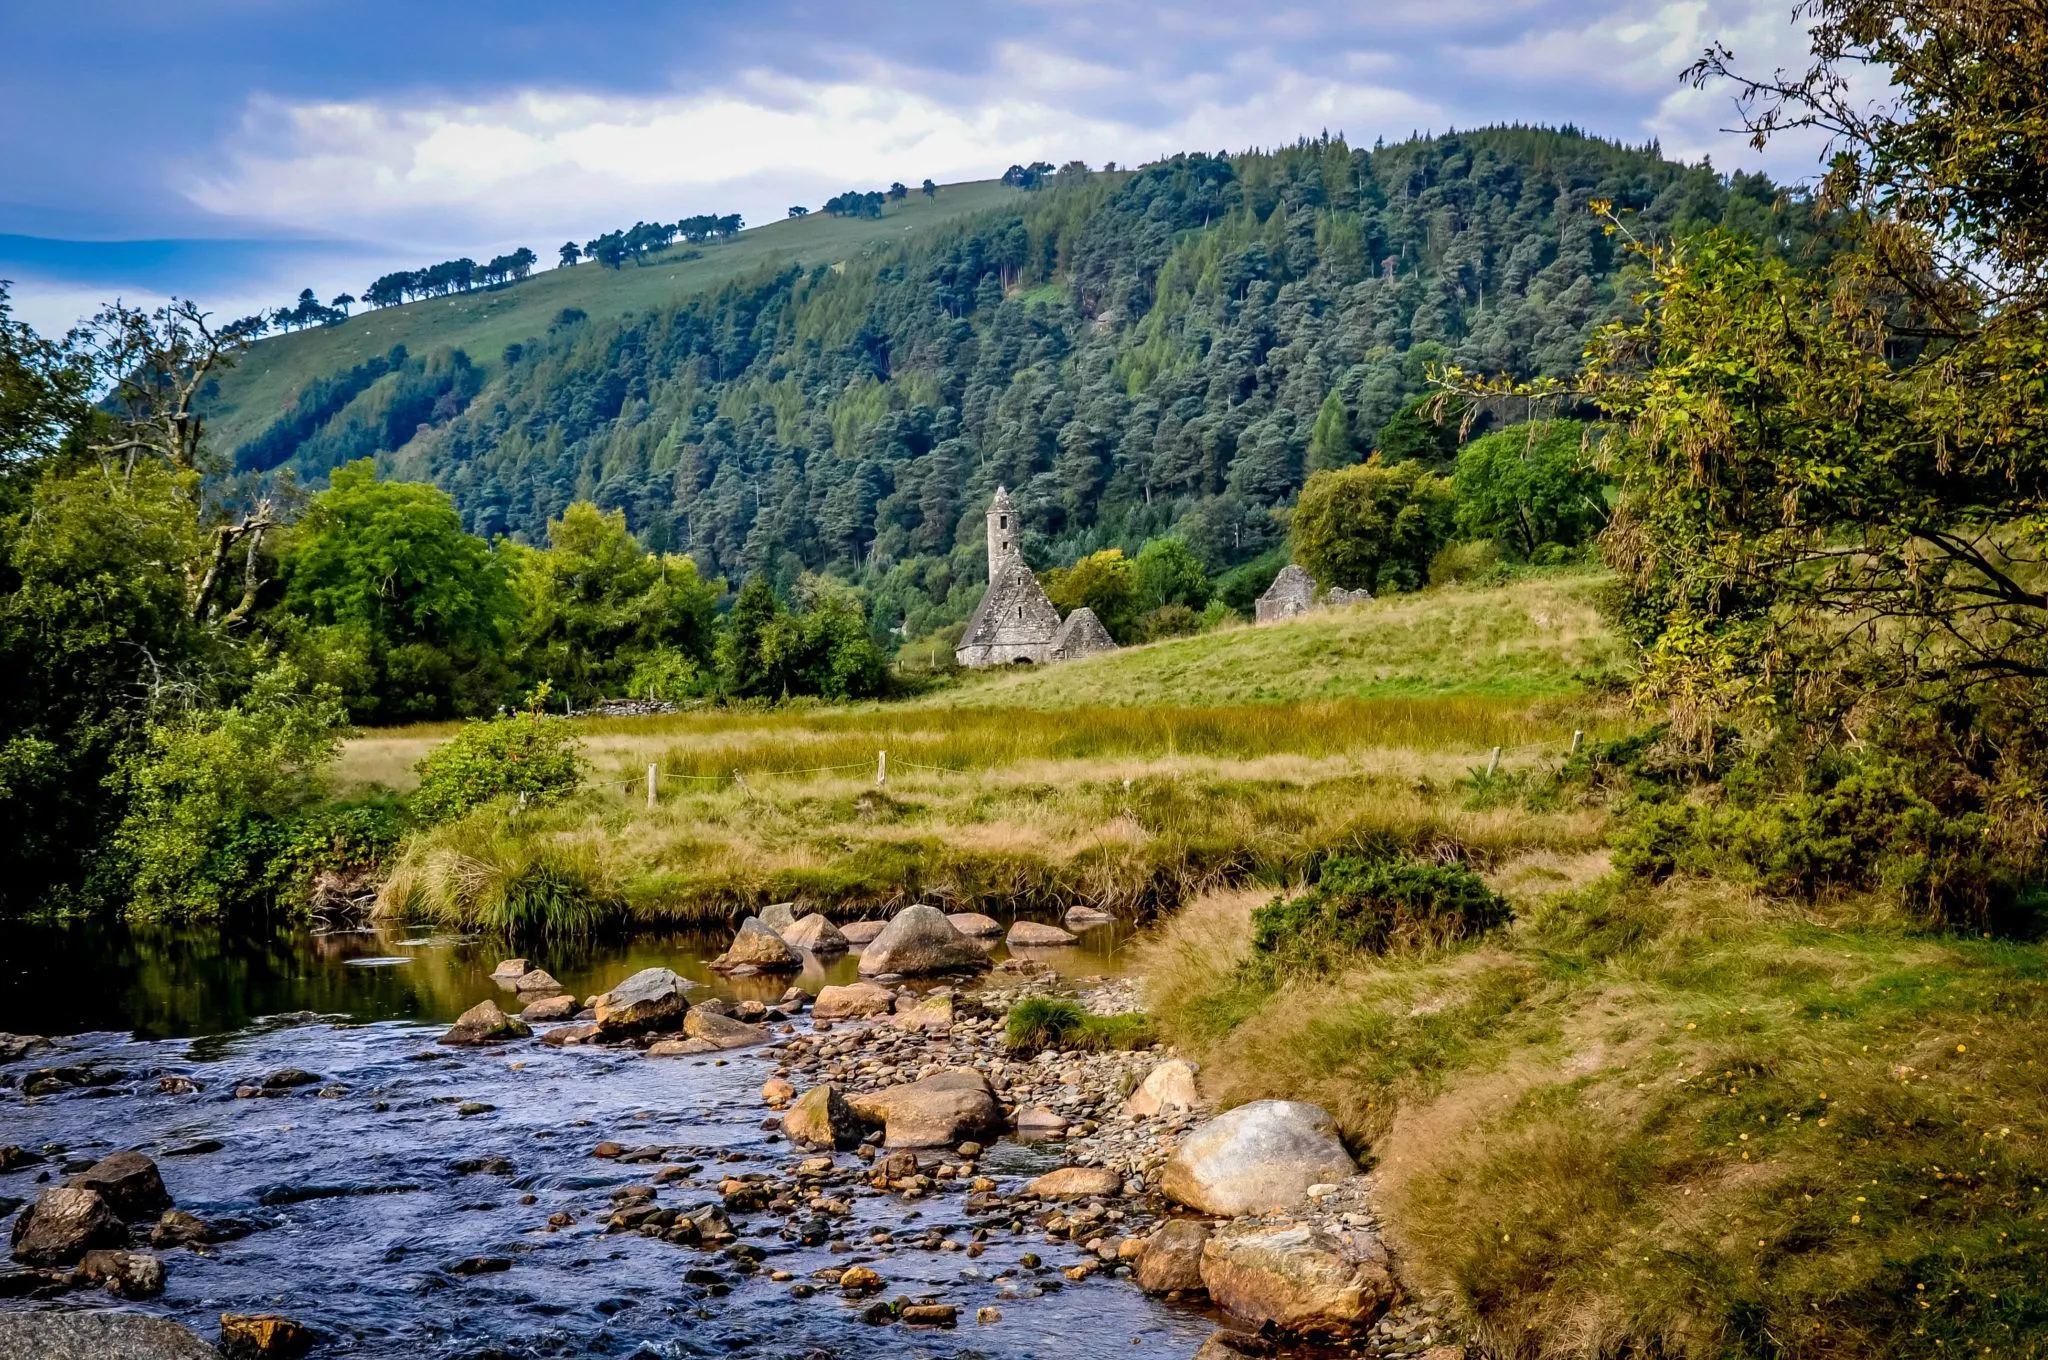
left=1453, top=420, right=1607, bottom=559
left=276, top=460, right=515, bottom=722
left=714, top=575, right=888, bottom=700
left=1373, top=395, right=1460, bottom=467
left=1005, top=995, right=1157, bottom=1052
left=1213, top=548, right=1288, bottom=614
left=1133, top=536, right=1210, bottom=611
left=1291, top=459, right=1456, bottom=593
left=409, top=699, right=585, bottom=824
left=229, top=130, right=1819, bottom=648
left=233, top=346, right=406, bottom=473
left=1251, top=857, right=1511, bottom=970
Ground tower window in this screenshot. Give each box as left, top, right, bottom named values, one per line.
left=999, top=515, right=1008, bottom=529
left=1015, top=605, right=1023, bottom=620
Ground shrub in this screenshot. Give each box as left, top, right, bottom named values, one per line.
left=1452, top=419, right=1606, bottom=559
left=411, top=694, right=584, bottom=823
left=114, top=667, right=349, bottom=920
left=1005, top=996, right=1157, bottom=1053
left=1251, top=856, right=1510, bottom=970
left=1133, top=604, right=1203, bottom=642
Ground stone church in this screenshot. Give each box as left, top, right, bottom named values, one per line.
left=955, top=489, right=1119, bottom=667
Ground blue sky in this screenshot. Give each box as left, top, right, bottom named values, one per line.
left=0, top=0, right=1820, bottom=336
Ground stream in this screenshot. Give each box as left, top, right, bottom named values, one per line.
left=0, top=917, right=1216, bottom=1358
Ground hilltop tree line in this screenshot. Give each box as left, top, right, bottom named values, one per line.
left=561, top=214, right=743, bottom=269
left=221, top=127, right=1817, bottom=648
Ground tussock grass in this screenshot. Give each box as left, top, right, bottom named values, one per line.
left=1141, top=868, right=2048, bottom=1359
left=1004, top=996, right=1157, bottom=1053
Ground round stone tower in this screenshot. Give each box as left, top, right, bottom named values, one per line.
left=986, top=486, right=1017, bottom=566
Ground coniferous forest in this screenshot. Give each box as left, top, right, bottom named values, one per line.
left=222, top=129, right=1817, bottom=643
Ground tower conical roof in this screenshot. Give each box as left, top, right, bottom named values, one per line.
left=989, top=485, right=1014, bottom=511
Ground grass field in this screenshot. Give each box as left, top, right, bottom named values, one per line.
left=352, top=576, right=1626, bottom=931
left=203, top=179, right=1027, bottom=455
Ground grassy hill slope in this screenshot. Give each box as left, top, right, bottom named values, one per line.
left=928, top=574, right=1627, bottom=710
left=204, top=180, right=1026, bottom=455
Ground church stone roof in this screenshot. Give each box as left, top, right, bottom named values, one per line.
left=957, top=555, right=1062, bottom=664
left=1051, top=606, right=1117, bottom=660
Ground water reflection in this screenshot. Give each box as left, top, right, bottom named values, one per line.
left=0, top=914, right=1141, bottom=1038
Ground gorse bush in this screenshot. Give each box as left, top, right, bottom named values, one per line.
left=410, top=693, right=584, bottom=823
left=1251, top=856, right=1510, bottom=971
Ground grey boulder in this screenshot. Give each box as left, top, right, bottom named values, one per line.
left=857, top=904, right=990, bottom=977
left=1199, top=1222, right=1393, bottom=1337
left=593, top=967, right=690, bottom=1035
left=846, top=1068, right=1004, bottom=1147
left=68, top=1151, right=171, bottom=1220
left=10, top=1186, right=126, bottom=1266
left=710, top=917, right=801, bottom=974
left=1160, top=1100, right=1356, bottom=1215
left=0, top=1311, right=217, bottom=1360
left=439, top=999, right=531, bottom=1046
left=781, top=913, right=849, bottom=953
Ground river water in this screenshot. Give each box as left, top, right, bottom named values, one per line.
left=0, top=917, right=1217, bottom=1358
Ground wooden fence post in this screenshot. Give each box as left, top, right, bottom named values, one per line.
left=877, top=749, right=887, bottom=787
left=647, top=763, right=658, bottom=810
left=1485, top=746, right=1502, bottom=778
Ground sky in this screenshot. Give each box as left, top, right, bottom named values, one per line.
left=0, top=0, right=1825, bottom=337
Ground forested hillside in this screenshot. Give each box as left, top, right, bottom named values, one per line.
left=227, top=128, right=1818, bottom=643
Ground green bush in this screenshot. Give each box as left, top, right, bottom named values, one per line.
left=113, top=666, right=349, bottom=920
left=1251, top=856, right=1511, bottom=970
left=1291, top=459, right=1457, bottom=595
left=411, top=696, right=584, bottom=823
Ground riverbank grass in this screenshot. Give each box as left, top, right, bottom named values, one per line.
left=1140, top=868, right=2048, bottom=1359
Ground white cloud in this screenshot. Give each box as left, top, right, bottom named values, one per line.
left=183, top=47, right=1439, bottom=250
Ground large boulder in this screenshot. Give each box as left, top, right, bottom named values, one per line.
left=945, top=912, right=1002, bottom=937
left=219, top=1314, right=316, bottom=1359
left=680, top=1008, right=768, bottom=1050
left=782, top=1085, right=860, bottom=1147
left=512, top=968, right=563, bottom=994
left=1137, top=1219, right=1211, bottom=1294
left=1065, top=905, right=1116, bottom=929
left=857, top=904, right=990, bottom=977
left=710, top=917, right=801, bottom=974
left=758, top=902, right=799, bottom=932
left=782, top=913, right=849, bottom=953
left=69, top=1150, right=172, bottom=1219
left=847, top=1068, right=1003, bottom=1148
left=488, top=958, right=529, bottom=981
left=1160, top=1101, right=1356, bottom=1215
left=839, top=919, right=887, bottom=944
left=890, top=992, right=954, bottom=1033
left=812, top=981, right=896, bottom=1019
left=1123, top=1059, right=1203, bottom=1118
left=1006, top=920, right=1078, bottom=947
left=1199, top=1222, right=1393, bottom=1338
left=439, top=999, right=531, bottom=1046
left=10, top=1185, right=126, bottom=1265
left=593, top=967, right=690, bottom=1035
left=0, top=1311, right=217, bottom=1360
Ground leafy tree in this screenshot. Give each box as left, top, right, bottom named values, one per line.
left=921, top=179, right=937, bottom=199
left=714, top=575, right=782, bottom=697
left=275, top=459, right=516, bottom=722
left=558, top=241, right=582, bottom=268
left=714, top=574, right=885, bottom=699
left=1452, top=419, right=1605, bottom=559
left=1307, top=390, right=1360, bottom=471
left=787, top=205, right=809, bottom=218
left=888, top=182, right=908, bottom=201
left=1133, top=536, right=1209, bottom=611
left=1043, top=548, right=1142, bottom=640
left=1291, top=459, right=1455, bottom=594
left=1373, top=394, right=1459, bottom=467
left=509, top=501, right=720, bottom=704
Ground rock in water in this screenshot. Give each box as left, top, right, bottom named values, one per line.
left=593, top=967, right=690, bottom=1035
left=858, top=904, right=990, bottom=977
left=438, top=999, right=531, bottom=1046
left=811, top=981, right=897, bottom=1019
left=945, top=912, right=1002, bottom=937
left=219, top=1313, right=316, bottom=1359
left=783, top=1085, right=860, bottom=1147
left=75, top=1246, right=166, bottom=1298
left=512, top=968, right=563, bottom=994
left=10, top=1186, right=126, bottom=1265
left=847, top=1068, right=1003, bottom=1147
left=520, top=994, right=579, bottom=1021
left=489, top=958, right=529, bottom=981
left=1123, top=1058, right=1203, bottom=1117
left=890, top=992, right=955, bottom=1032
left=1026, top=1166, right=1124, bottom=1199
left=69, top=1150, right=172, bottom=1219
left=838, top=919, right=887, bottom=944
left=1013, top=1105, right=1069, bottom=1137
left=1160, top=1101, right=1356, bottom=1215
left=710, top=917, right=801, bottom=973
left=757, top=902, right=799, bottom=932
left=1137, top=1219, right=1211, bottom=1294
left=1199, top=1222, right=1393, bottom=1337
left=0, top=1311, right=217, bottom=1359
left=680, top=1008, right=768, bottom=1049
left=781, top=913, right=849, bottom=953
left=1006, top=920, right=1078, bottom=947
left=1065, top=905, right=1116, bottom=928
